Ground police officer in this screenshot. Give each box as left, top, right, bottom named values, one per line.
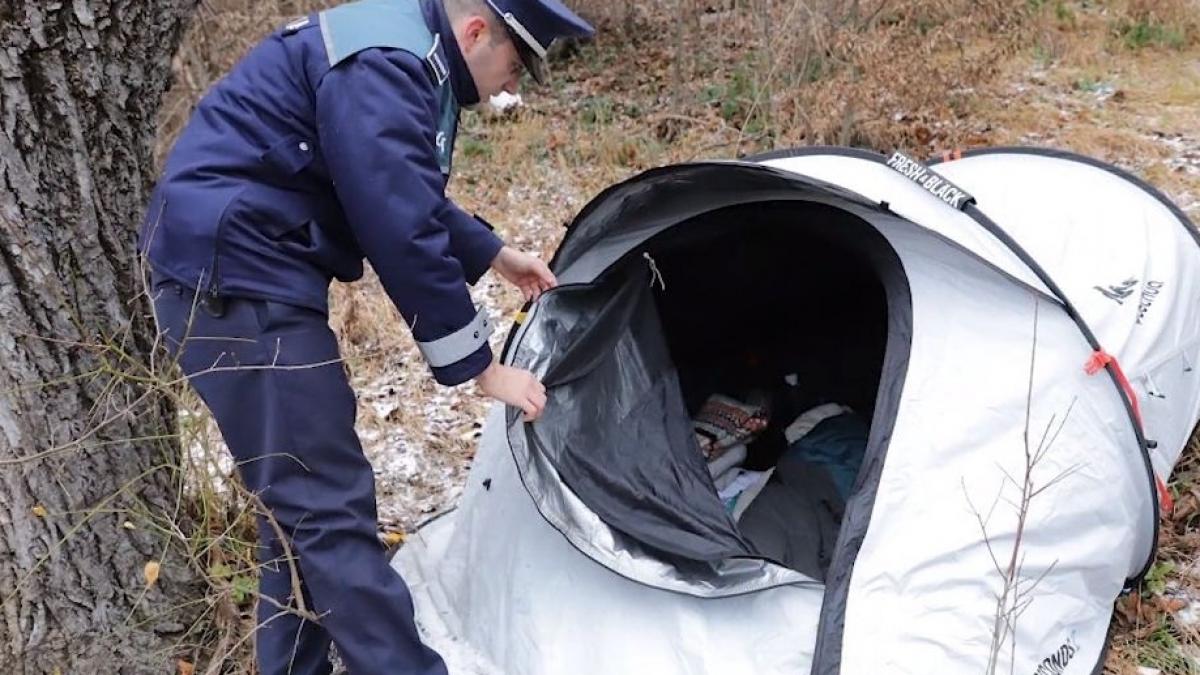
left=141, top=0, right=593, bottom=672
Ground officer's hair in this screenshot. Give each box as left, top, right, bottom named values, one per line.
left=443, top=0, right=507, bottom=44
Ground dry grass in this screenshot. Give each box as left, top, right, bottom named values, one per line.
left=153, top=0, right=1200, bottom=672
left=1107, top=437, right=1200, bottom=674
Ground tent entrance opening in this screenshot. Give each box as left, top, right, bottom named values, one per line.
left=647, top=202, right=891, bottom=580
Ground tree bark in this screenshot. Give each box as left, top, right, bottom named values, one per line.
left=0, top=1, right=197, bottom=673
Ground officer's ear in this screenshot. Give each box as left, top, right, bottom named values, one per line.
left=457, top=14, right=492, bottom=54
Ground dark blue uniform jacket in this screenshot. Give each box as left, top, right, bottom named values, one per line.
left=142, top=0, right=503, bottom=385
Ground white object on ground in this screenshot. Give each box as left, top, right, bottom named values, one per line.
left=489, top=92, right=523, bottom=111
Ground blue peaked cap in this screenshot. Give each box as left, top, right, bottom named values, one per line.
left=483, top=0, right=595, bottom=83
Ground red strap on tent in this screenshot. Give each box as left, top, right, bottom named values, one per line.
left=1083, top=349, right=1113, bottom=376
left=1156, top=475, right=1174, bottom=514
left=1085, top=350, right=1141, bottom=424
left=939, top=148, right=965, bottom=162
left=940, top=146, right=969, bottom=160
left=1084, top=349, right=1174, bottom=513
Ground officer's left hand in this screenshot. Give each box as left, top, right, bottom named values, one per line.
left=490, top=246, right=556, bottom=302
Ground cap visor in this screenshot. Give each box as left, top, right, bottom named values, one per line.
left=514, top=36, right=547, bottom=85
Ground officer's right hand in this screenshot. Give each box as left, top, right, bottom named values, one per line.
left=476, top=362, right=547, bottom=421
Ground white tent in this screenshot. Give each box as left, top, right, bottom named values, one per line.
left=393, top=147, right=1200, bottom=675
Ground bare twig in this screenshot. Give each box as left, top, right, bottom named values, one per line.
left=975, top=297, right=1081, bottom=674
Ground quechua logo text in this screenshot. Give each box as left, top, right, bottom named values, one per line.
left=1032, top=637, right=1078, bottom=675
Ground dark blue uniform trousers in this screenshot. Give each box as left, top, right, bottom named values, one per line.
left=152, top=279, right=448, bottom=675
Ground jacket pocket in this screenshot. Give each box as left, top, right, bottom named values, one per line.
left=225, top=182, right=318, bottom=245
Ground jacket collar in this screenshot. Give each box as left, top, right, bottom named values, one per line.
left=421, top=0, right=481, bottom=107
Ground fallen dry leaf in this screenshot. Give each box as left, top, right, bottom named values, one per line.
left=144, top=560, right=161, bottom=587
left=31, top=505, right=47, bottom=518
left=1156, top=596, right=1188, bottom=613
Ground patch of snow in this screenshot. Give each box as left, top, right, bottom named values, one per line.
left=1154, top=132, right=1200, bottom=177
left=1176, top=598, right=1200, bottom=627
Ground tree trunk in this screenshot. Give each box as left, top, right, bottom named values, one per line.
left=0, top=1, right=198, bottom=673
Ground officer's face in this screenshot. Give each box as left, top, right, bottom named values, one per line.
left=458, top=16, right=523, bottom=99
